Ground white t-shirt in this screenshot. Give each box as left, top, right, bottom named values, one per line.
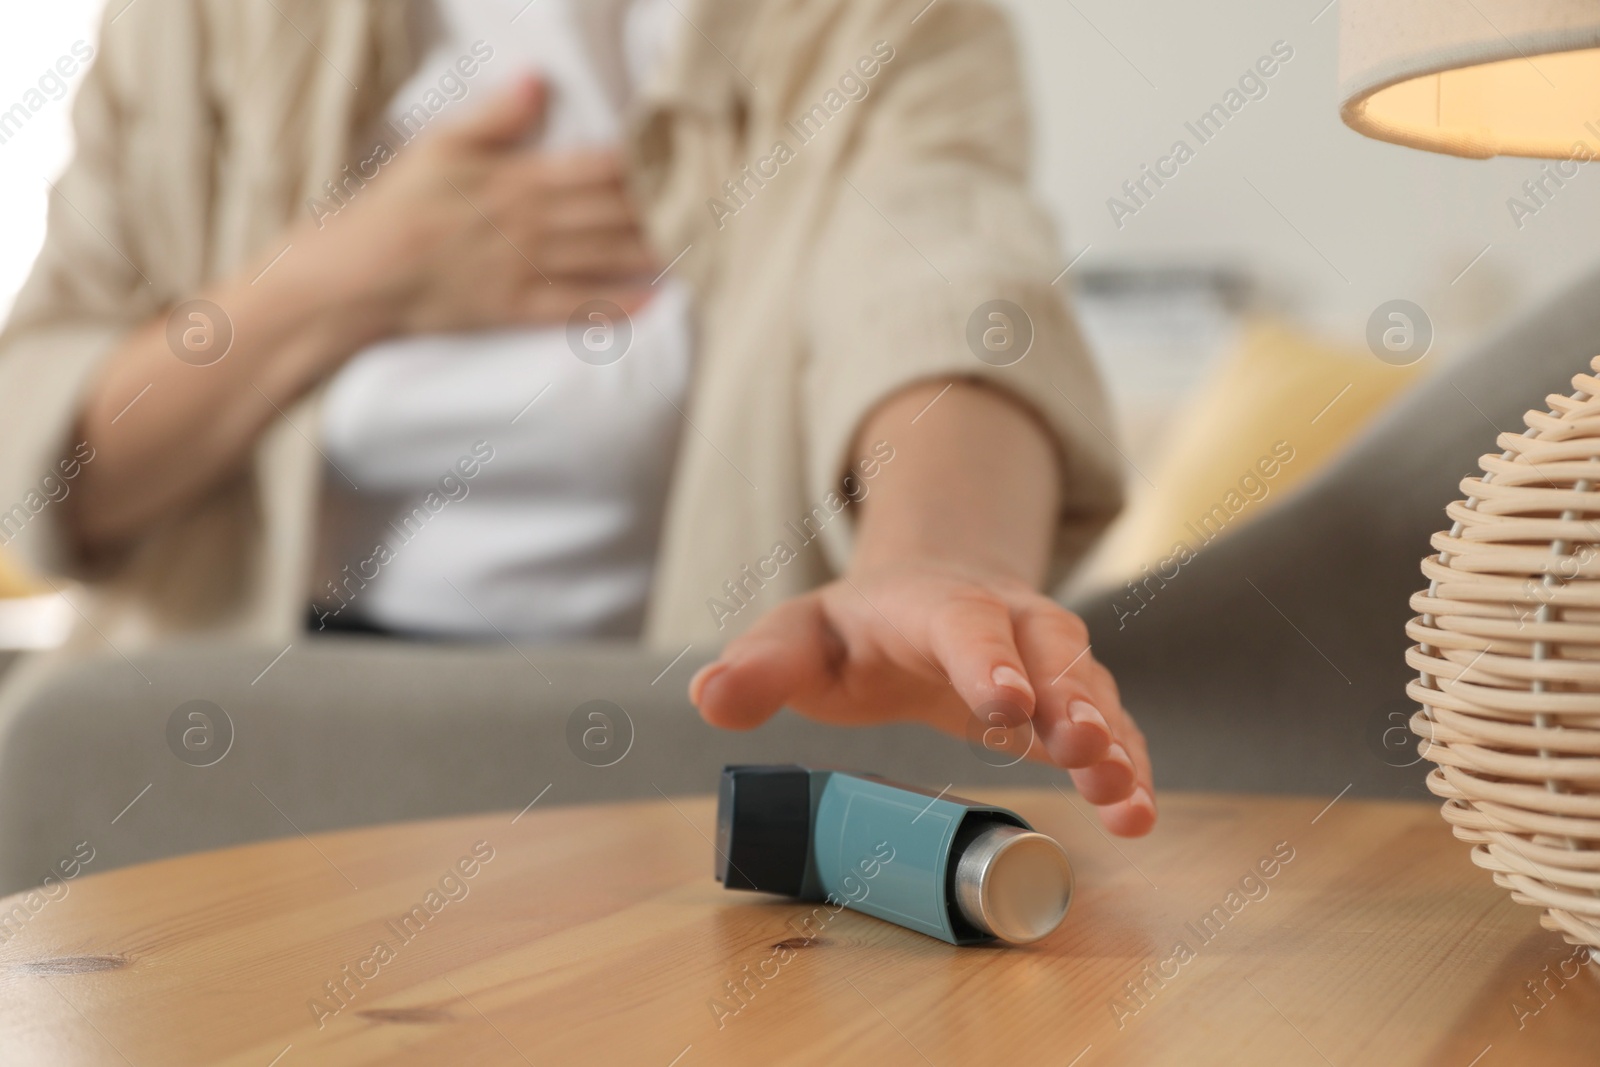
left=316, top=0, right=692, bottom=640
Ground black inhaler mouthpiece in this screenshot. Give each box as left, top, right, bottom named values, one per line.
left=714, top=764, right=812, bottom=897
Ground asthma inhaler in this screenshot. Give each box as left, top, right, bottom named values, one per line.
left=714, top=765, right=1073, bottom=945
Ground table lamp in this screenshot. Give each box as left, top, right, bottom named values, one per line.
left=1340, top=1, right=1600, bottom=159
left=1340, top=1, right=1600, bottom=964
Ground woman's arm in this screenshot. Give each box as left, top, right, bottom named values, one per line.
left=692, top=379, right=1156, bottom=837
left=69, top=231, right=394, bottom=549
left=848, top=379, right=1060, bottom=584
left=67, top=77, right=656, bottom=553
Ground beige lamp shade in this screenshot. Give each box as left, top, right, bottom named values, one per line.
left=1339, top=0, right=1600, bottom=159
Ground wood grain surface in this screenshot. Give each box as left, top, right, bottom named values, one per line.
left=0, top=789, right=1595, bottom=1066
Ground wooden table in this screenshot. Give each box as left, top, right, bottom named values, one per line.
left=0, top=790, right=1595, bottom=1066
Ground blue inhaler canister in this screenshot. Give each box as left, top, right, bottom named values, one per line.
left=714, top=765, right=1073, bottom=945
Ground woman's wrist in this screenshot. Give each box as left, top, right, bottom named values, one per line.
left=845, top=549, right=1042, bottom=602
left=845, top=379, right=1062, bottom=591
left=237, top=220, right=406, bottom=386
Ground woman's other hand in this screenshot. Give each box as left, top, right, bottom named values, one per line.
left=70, top=75, right=659, bottom=551
left=326, top=75, right=659, bottom=335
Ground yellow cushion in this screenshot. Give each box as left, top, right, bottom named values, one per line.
left=1088, top=315, right=1429, bottom=583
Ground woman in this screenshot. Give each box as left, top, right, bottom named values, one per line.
left=0, top=0, right=1154, bottom=834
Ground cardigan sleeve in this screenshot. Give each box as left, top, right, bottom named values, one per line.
left=0, top=13, right=164, bottom=584
left=799, top=0, right=1125, bottom=591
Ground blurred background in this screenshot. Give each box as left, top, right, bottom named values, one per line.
left=3, top=0, right=1596, bottom=649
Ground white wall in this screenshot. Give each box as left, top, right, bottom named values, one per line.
left=0, top=3, right=104, bottom=323
left=998, top=0, right=1600, bottom=355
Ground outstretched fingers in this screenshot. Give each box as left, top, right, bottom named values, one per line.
left=1012, top=599, right=1157, bottom=836
left=1094, top=724, right=1157, bottom=837
left=924, top=593, right=1038, bottom=729
left=690, top=597, right=837, bottom=730
left=689, top=579, right=1156, bottom=838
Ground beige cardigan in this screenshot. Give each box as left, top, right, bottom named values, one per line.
left=0, top=0, right=1122, bottom=652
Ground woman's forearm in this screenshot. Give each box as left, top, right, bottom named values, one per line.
left=849, top=378, right=1063, bottom=586
left=69, top=225, right=394, bottom=553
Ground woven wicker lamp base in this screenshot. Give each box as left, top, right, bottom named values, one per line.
left=1410, top=356, right=1600, bottom=963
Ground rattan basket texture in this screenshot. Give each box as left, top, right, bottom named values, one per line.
left=1409, top=357, right=1600, bottom=961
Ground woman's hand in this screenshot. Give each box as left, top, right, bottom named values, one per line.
left=688, top=379, right=1155, bottom=836
left=323, top=75, right=658, bottom=336
left=691, top=558, right=1155, bottom=837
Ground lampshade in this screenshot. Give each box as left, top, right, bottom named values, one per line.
left=1339, top=0, right=1600, bottom=159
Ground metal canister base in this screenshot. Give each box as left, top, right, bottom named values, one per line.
left=953, top=823, right=1074, bottom=944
